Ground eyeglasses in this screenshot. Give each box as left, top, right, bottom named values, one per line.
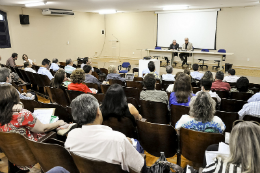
left=232, top=120, right=260, bottom=128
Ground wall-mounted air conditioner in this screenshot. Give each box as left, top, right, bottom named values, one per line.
left=42, top=8, right=74, bottom=16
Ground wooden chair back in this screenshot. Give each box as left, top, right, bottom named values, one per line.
left=136, top=120, right=178, bottom=158
left=92, top=71, right=99, bottom=79
left=230, top=92, right=253, bottom=101
left=45, top=86, right=70, bottom=107
left=24, top=71, right=37, bottom=85
left=91, top=93, right=105, bottom=104
left=71, top=152, right=128, bottom=173
left=170, top=105, right=190, bottom=126
left=108, top=79, right=124, bottom=85
left=103, top=117, right=137, bottom=138
left=134, top=77, right=143, bottom=82
left=192, top=87, right=201, bottom=94
left=39, top=74, right=51, bottom=86
left=220, top=98, right=247, bottom=112
left=32, top=73, right=45, bottom=88
left=50, top=69, right=56, bottom=76
left=15, top=68, right=25, bottom=80
left=100, top=68, right=108, bottom=75
left=20, top=99, right=42, bottom=112
left=161, top=80, right=174, bottom=91
left=215, top=111, right=239, bottom=132
left=84, top=83, right=99, bottom=90
left=59, top=62, right=66, bottom=66
left=243, top=115, right=260, bottom=123
left=0, top=132, right=37, bottom=167
left=126, top=81, right=143, bottom=92
left=215, top=90, right=229, bottom=99
left=124, top=87, right=140, bottom=103
left=66, top=90, right=85, bottom=103
left=179, top=128, right=224, bottom=166
left=19, top=69, right=30, bottom=83
left=101, top=84, right=110, bottom=94
left=140, top=100, right=169, bottom=124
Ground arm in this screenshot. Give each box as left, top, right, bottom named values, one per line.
left=31, top=119, right=65, bottom=133
left=128, top=104, right=142, bottom=120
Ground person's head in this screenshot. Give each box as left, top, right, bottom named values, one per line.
left=0, top=67, right=11, bottom=83
left=82, top=57, right=89, bottom=64
left=143, top=74, right=156, bottom=90
left=52, top=69, right=66, bottom=88
left=66, top=59, right=73, bottom=66
left=228, top=69, right=235, bottom=76
left=202, top=71, right=214, bottom=82
left=172, top=39, right=176, bottom=45
left=52, top=58, right=59, bottom=64
left=184, top=38, right=189, bottom=44
left=24, top=62, right=31, bottom=68
left=108, top=65, right=117, bottom=74
left=12, top=53, right=18, bottom=60
left=100, top=84, right=128, bottom=119
left=184, top=69, right=190, bottom=76
left=42, top=58, right=51, bottom=69
left=189, top=91, right=215, bottom=123
left=0, top=85, right=20, bottom=125
left=70, top=68, right=85, bottom=84
left=192, top=64, right=199, bottom=71
left=236, top=76, right=249, bottom=92
left=228, top=121, right=260, bottom=172
left=71, top=94, right=102, bottom=126
left=166, top=65, right=173, bottom=74
left=83, top=65, right=92, bottom=74
left=215, top=71, right=224, bottom=81
left=174, top=73, right=192, bottom=103
left=201, top=79, right=212, bottom=91
left=148, top=61, right=155, bottom=72
left=174, top=72, right=183, bottom=80
left=22, top=54, right=28, bottom=61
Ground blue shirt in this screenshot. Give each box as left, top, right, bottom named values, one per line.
left=142, top=68, right=158, bottom=77
left=38, top=67, right=54, bottom=80
left=50, top=63, right=60, bottom=72
left=64, top=65, right=76, bottom=74
left=190, top=71, right=204, bottom=80
left=85, top=74, right=101, bottom=86
left=162, top=74, right=175, bottom=81
left=248, top=93, right=260, bottom=102
left=169, top=92, right=195, bottom=106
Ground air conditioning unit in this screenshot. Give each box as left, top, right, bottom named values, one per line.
left=42, top=8, right=74, bottom=16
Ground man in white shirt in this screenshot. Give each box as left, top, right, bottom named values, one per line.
left=38, top=58, right=54, bottom=80
left=190, top=64, right=203, bottom=80
left=162, top=65, right=175, bottom=81
left=223, top=69, right=239, bottom=83
left=24, top=62, right=36, bottom=73
left=65, top=94, right=145, bottom=173
left=50, top=58, right=60, bottom=72
left=64, top=59, right=76, bottom=74
left=248, top=93, right=260, bottom=102
left=238, top=101, right=260, bottom=120
left=196, top=79, right=221, bottom=103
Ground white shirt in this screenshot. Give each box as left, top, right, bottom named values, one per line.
left=196, top=90, right=221, bottom=103
left=24, top=67, right=36, bottom=73
left=38, top=67, right=54, bottom=80
left=65, top=125, right=144, bottom=172
left=223, top=75, right=239, bottom=83
left=248, top=93, right=260, bottom=102
left=23, top=59, right=33, bottom=65
left=190, top=71, right=204, bottom=80
left=50, top=63, right=60, bottom=72
left=238, top=101, right=260, bottom=120
left=64, top=65, right=76, bottom=74
left=162, top=74, right=175, bottom=81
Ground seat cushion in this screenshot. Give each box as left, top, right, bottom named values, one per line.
left=119, top=70, right=128, bottom=73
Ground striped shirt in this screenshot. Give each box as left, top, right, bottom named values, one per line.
left=238, top=101, right=260, bottom=120
left=203, top=157, right=241, bottom=173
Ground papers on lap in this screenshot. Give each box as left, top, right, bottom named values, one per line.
left=33, top=108, right=58, bottom=124
left=205, top=142, right=230, bottom=166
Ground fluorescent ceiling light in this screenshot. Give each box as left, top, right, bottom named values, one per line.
left=99, top=10, right=117, bottom=14
left=25, top=2, right=47, bottom=7
left=163, top=5, right=189, bottom=10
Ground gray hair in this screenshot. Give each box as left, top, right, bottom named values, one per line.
left=0, top=67, right=10, bottom=82
left=172, top=40, right=176, bottom=42
left=66, top=59, right=72, bottom=65
left=189, top=91, right=215, bottom=123
left=108, top=65, right=116, bottom=74
left=70, top=94, right=99, bottom=126
left=166, top=65, right=173, bottom=74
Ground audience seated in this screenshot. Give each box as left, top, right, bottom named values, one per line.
left=106, top=65, right=125, bottom=82
left=166, top=72, right=183, bottom=92
left=0, top=67, right=34, bottom=100
left=169, top=73, right=195, bottom=106
left=162, top=65, right=175, bottom=81
left=50, top=69, right=68, bottom=90
left=50, top=58, right=60, bottom=72
left=143, top=61, right=160, bottom=80
left=101, top=84, right=142, bottom=126
left=65, top=94, right=145, bottom=173
left=211, top=71, right=231, bottom=91
left=38, top=58, right=54, bottom=80
left=140, top=74, right=168, bottom=105
left=201, top=71, right=214, bottom=82
left=24, top=61, right=36, bottom=73
left=64, top=59, right=76, bottom=74
left=22, top=54, right=35, bottom=65
left=230, top=76, right=254, bottom=94
left=223, top=69, right=239, bottom=83
left=248, top=92, right=260, bottom=102
left=6, top=53, right=22, bottom=68
left=175, top=91, right=225, bottom=133
left=238, top=101, right=260, bottom=120
left=83, top=65, right=101, bottom=86
left=191, top=63, right=203, bottom=80
left=80, top=57, right=94, bottom=71
left=196, top=79, right=221, bottom=103
left=68, top=69, right=96, bottom=94
left=202, top=121, right=260, bottom=173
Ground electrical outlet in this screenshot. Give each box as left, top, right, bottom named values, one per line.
left=247, top=58, right=250, bottom=61
left=133, top=52, right=135, bottom=55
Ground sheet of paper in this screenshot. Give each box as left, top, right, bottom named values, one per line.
left=225, top=132, right=230, bottom=144
left=206, top=151, right=229, bottom=166
left=33, top=108, right=55, bottom=124
left=219, top=142, right=230, bottom=154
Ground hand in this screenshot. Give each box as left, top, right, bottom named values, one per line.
left=92, top=90, right=97, bottom=94
left=57, top=123, right=69, bottom=130
left=56, top=120, right=66, bottom=126
left=12, top=104, right=23, bottom=112
left=126, top=137, right=133, bottom=144
left=26, top=93, right=32, bottom=97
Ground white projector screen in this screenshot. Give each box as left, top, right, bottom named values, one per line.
left=157, top=11, right=218, bottom=49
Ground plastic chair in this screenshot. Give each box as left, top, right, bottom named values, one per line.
left=198, top=49, right=209, bottom=69
left=118, top=62, right=131, bottom=74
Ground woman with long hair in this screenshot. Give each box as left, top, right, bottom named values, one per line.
left=100, top=84, right=142, bottom=126
left=50, top=69, right=68, bottom=89
left=201, top=71, right=214, bottom=82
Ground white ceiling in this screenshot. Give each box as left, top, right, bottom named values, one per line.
left=0, top=0, right=259, bottom=12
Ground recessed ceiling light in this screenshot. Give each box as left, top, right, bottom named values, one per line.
left=163, top=5, right=189, bottom=10
left=99, top=10, right=117, bottom=14
left=25, top=1, right=47, bottom=7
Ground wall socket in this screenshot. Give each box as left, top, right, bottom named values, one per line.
left=133, top=52, right=135, bottom=55
left=247, top=58, right=250, bottom=61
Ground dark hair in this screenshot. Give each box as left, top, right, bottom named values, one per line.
left=0, top=67, right=10, bottom=82
left=236, top=77, right=249, bottom=92
left=192, top=64, right=199, bottom=71
left=175, top=72, right=183, bottom=80
left=12, top=53, right=18, bottom=58
left=202, top=71, right=214, bottom=82
left=42, top=58, right=50, bottom=66
left=0, top=85, right=20, bottom=125
left=50, top=69, right=66, bottom=88
left=148, top=61, right=155, bottom=72
left=83, top=65, right=92, bottom=73
left=184, top=69, right=190, bottom=75
left=24, top=62, right=30, bottom=68
left=22, top=54, right=28, bottom=60
left=143, top=74, right=156, bottom=90
left=66, top=59, right=72, bottom=65
left=215, top=71, right=224, bottom=80
left=100, top=84, right=128, bottom=121
left=174, top=73, right=192, bottom=103
left=82, top=57, right=89, bottom=64
left=228, top=69, right=236, bottom=75
left=70, top=68, right=85, bottom=84
left=52, top=58, right=59, bottom=63
left=201, top=79, right=212, bottom=90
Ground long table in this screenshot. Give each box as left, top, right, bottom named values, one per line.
left=146, top=49, right=234, bottom=70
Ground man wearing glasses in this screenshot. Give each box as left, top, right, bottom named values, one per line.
left=180, top=38, right=193, bottom=66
